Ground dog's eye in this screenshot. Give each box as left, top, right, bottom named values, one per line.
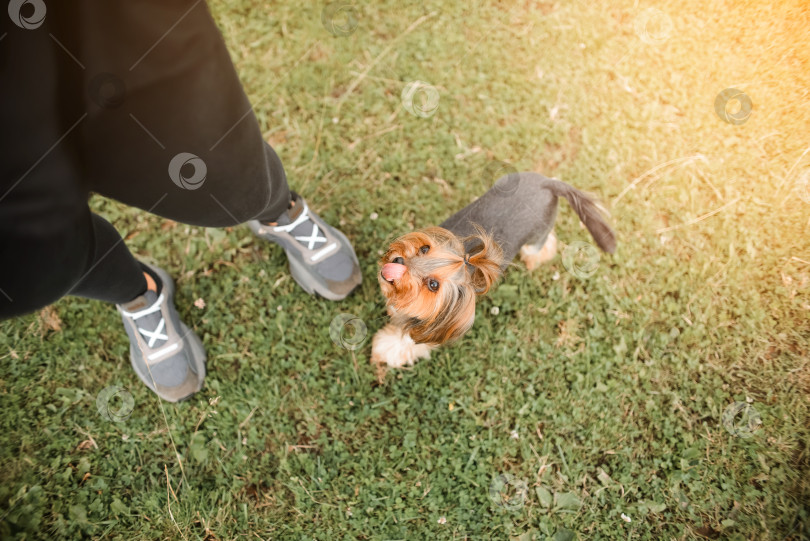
left=427, top=278, right=439, bottom=291
left=420, top=245, right=430, bottom=255
left=392, top=256, right=404, bottom=265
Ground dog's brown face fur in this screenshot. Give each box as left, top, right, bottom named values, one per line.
left=377, top=226, right=504, bottom=345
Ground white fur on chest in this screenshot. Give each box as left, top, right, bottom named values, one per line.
left=371, top=324, right=434, bottom=368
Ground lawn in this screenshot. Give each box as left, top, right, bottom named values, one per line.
left=1, top=0, right=809, bottom=539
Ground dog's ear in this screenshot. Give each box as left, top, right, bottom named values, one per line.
left=464, top=225, right=504, bottom=295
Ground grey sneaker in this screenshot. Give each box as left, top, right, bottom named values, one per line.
left=248, top=193, right=362, bottom=300
left=116, top=263, right=206, bottom=402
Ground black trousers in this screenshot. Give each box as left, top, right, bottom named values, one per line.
left=0, top=1, right=291, bottom=319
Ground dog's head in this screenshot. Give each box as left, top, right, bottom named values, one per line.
left=377, top=225, right=504, bottom=345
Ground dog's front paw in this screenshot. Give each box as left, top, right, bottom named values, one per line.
left=371, top=324, right=433, bottom=368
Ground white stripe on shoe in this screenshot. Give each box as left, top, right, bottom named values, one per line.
left=311, top=242, right=337, bottom=262
left=147, top=342, right=180, bottom=362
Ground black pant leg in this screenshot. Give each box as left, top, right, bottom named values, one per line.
left=66, top=213, right=149, bottom=304
left=1, top=1, right=292, bottom=320
left=76, top=0, right=291, bottom=226
left=0, top=7, right=145, bottom=318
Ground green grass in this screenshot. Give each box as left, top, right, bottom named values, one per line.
left=2, top=0, right=809, bottom=539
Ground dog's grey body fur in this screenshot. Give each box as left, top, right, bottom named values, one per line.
left=440, top=172, right=616, bottom=266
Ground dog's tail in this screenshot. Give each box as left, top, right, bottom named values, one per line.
left=546, top=179, right=617, bottom=254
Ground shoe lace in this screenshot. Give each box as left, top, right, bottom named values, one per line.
left=120, top=293, right=180, bottom=361
left=271, top=201, right=337, bottom=261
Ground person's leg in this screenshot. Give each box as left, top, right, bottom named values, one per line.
left=72, top=0, right=361, bottom=298
left=74, top=0, right=291, bottom=226
left=4, top=0, right=360, bottom=319
left=1, top=9, right=204, bottom=401
left=0, top=209, right=148, bottom=319
left=67, top=213, right=149, bottom=303
left=0, top=3, right=143, bottom=318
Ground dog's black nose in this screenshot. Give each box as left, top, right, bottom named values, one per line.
left=393, top=256, right=404, bottom=265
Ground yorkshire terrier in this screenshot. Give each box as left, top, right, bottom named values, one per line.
left=371, top=172, right=617, bottom=369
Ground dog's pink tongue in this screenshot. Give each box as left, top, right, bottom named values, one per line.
left=381, top=263, right=407, bottom=281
